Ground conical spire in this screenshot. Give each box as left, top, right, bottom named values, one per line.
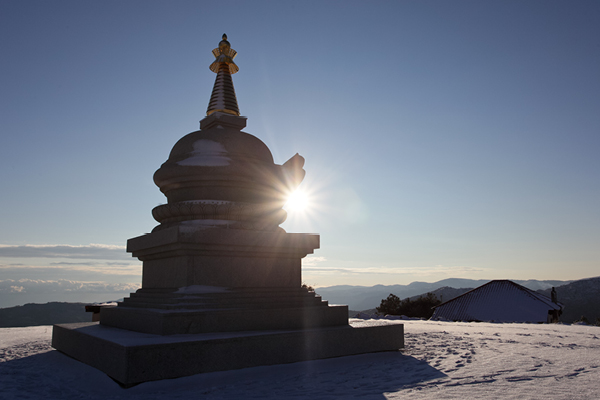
left=207, top=34, right=240, bottom=116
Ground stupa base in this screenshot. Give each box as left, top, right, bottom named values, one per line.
left=52, top=320, right=404, bottom=387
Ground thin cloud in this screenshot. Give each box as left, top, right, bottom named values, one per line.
left=48, top=261, right=133, bottom=267
left=303, top=264, right=486, bottom=276
left=0, top=244, right=128, bottom=260
left=302, top=256, right=327, bottom=266
left=0, top=279, right=140, bottom=294
left=0, top=263, right=141, bottom=277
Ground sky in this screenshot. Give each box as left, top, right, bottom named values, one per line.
left=0, top=0, right=599, bottom=307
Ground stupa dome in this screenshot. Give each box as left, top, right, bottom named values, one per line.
left=166, top=120, right=274, bottom=172
left=151, top=36, right=305, bottom=232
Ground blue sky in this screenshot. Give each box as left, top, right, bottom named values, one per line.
left=1, top=1, right=599, bottom=307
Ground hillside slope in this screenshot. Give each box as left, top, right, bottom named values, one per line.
left=537, top=276, right=600, bottom=323
left=0, top=302, right=90, bottom=327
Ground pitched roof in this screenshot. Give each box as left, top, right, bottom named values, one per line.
left=431, top=280, right=563, bottom=322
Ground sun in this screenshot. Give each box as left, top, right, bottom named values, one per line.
left=284, top=189, right=309, bottom=213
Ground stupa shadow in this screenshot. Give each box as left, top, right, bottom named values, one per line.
left=127, top=351, right=447, bottom=398
left=2, top=348, right=445, bottom=398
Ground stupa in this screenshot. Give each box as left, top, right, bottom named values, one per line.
left=52, top=35, right=404, bottom=387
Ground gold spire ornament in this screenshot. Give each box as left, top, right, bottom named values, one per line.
left=210, top=34, right=238, bottom=74
left=207, top=34, right=240, bottom=116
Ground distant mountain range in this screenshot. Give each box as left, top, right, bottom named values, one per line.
left=317, top=278, right=571, bottom=311
left=341, top=277, right=600, bottom=324
left=2, top=278, right=597, bottom=327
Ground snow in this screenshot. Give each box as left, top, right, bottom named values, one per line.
left=0, top=326, right=53, bottom=350
left=177, top=140, right=231, bottom=166
left=2, top=321, right=599, bottom=399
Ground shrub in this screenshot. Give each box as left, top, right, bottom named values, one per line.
left=376, top=292, right=441, bottom=319
left=301, top=283, right=315, bottom=292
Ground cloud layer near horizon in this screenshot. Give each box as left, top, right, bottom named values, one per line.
left=0, top=263, right=141, bottom=278
left=303, top=264, right=485, bottom=277
left=0, top=244, right=128, bottom=260
left=0, top=244, right=141, bottom=307
left=0, top=279, right=140, bottom=294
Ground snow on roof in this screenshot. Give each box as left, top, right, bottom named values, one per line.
left=431, top=280, right=563, bottom=323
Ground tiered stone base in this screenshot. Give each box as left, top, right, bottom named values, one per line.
left=52, top=320, right=404, bottom=387
left=52, top=226, right=405, bottom=386
left=100, top=287, right=349, bottom=335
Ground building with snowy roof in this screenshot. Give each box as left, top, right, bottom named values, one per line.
left=430, top=280, right=563, bottom=323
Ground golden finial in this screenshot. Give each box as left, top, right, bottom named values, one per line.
left=206, top=34, right=240, bottom=116
left=210, top=33, right=238, bottom=74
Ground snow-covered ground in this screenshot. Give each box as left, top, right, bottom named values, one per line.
left=1, top=320, right=599, bottom=399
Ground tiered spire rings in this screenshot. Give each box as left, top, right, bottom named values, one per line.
left=207, top=34, right=240, bottom=116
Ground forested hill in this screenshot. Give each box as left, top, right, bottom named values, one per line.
left=0, top=302, right=90, bottom=327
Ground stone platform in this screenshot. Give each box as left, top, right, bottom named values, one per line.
left=98, top=226, right=348, bottom=336
left=52, top=320, right=404, bottom=387
left=100, top=288, right=348, bottom=335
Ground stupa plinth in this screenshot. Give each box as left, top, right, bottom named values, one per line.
left=52, top=35, right=403, bottom=386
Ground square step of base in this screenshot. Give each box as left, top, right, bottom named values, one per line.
left=99, top=304, right=349, bottom=335
left=52, top=320, right=404, bottom=387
